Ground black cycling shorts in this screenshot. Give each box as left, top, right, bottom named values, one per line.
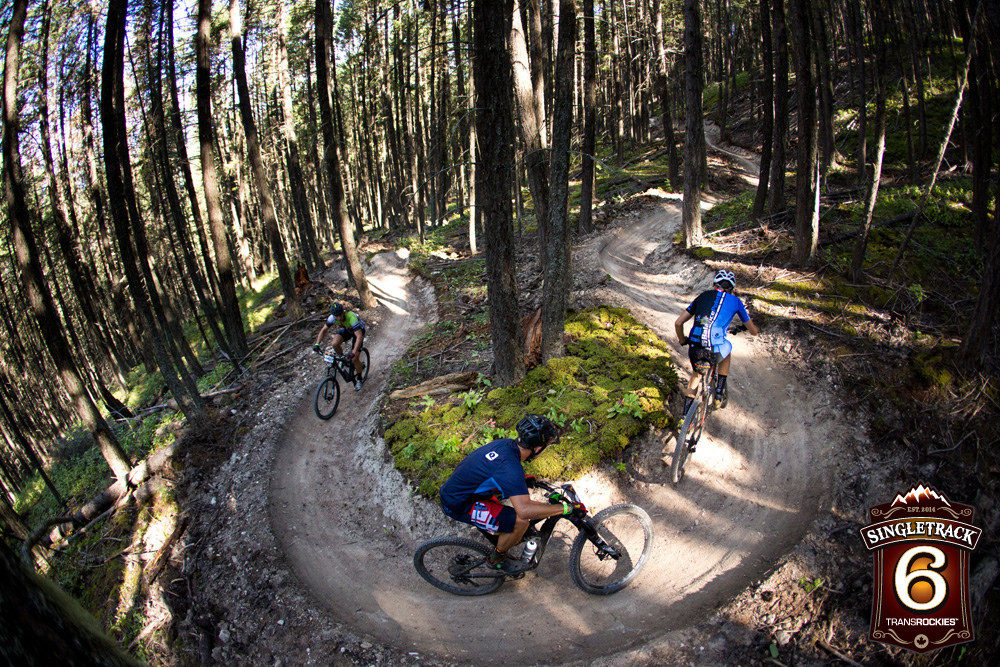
left=688, top=342, right=722, bottom=370
left=336, top=326, right=364, bottom=343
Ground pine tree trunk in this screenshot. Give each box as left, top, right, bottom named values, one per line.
left=4, top=0, right=133, bottom=481
left=278, top=0, right=321, bottom=273
left=230, top=0, right=296, bottom=308
left=197, top=0, right=248, bottom=360
left=166, top=0, right=223, bottom=310
left=788, top=0, right=819, bottom=265
left=511, top=0, right=551, bottom=269
left=541, top=0, right=576, bottom=361
left=752, top=0, right=774, bottom=218
left=316, top=0, right=376, bottom=309
left=578, top=0, right=597, bottom=233
left=151, top=0, right=232, bottom=361
left=652, top=0, right=680, bottom=186
left=682, top=0, right=705, bottom=247
left=0, top=540, right=141, bottom=664
left=474, top=0, right=524, bottom=385
left=766, top=0, right=789, bottom=213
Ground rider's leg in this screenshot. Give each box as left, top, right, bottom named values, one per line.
left=496, top=516, right=530, bottom=555
left=716, top=341, right=733, bottom=392
left=331, top=333, right=346, bottom=354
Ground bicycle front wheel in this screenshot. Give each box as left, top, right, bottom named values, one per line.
left=314, top=376, right=340, bottom=420
left=672, top=398, right=704, bottom=484
left=358, top=347, right=370, bottom=382
left=413, top=537, right=504, bottom=596
left=569, top=504, right=653, bottom=595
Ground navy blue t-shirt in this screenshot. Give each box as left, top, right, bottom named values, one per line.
left=439, top=439, right=528, bottom=517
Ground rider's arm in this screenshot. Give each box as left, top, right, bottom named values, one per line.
left=314, top=324, right=329, bottom=346
left=508, top=494, right=567, bottom=521
left=674, top=311, right=692, bottom=347
left=745, top=319, right=759, bottom=336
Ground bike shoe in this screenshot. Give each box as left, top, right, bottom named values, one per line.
left=490, top=558, right=529, bottom=577
left=716, top=388, right=728, bottom=409
left=354, top=378, right=363, bottom=391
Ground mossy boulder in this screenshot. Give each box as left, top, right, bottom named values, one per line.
left=382, top=307, right=680, bottom=497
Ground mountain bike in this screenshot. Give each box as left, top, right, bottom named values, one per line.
left=414, top=480, right=653, bottom=596
left=671, top=344, right=719, bottom=484
left=313, top=347, right=370, bottom=420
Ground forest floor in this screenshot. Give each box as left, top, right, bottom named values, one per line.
left=148, top=127, right=1000, bottom=665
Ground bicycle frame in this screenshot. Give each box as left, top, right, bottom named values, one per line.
left=322, top=352, right=356, bottom=383
left=467, top=483, right=623, bottom=579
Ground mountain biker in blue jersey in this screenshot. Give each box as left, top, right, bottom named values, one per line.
left=438, top=414, right=584, bottom=575
left=674, top=269, right=759, bottom=411
left=313, top=302, right=367, bottom=390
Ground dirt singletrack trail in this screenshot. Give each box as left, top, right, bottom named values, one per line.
left=269, top=137, right=846, bottom=663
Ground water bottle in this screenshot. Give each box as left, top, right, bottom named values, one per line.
left=520, top=538, right=538, bottom=563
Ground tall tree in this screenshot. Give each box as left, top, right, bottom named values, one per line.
left=230, top=0, right=296, bottom=308
left=316, top=0, right=376, bottom=309
left=682, top=0, right=705, bottom=247
left=4, top=0, right=133, bottom=481
left=474, top=0, right=524, bottom=385
left=752, top=0, right=774, bottom=217
left=277, top=0, right=322, bottom=275
left=578, top=0, right=597, bottom=233
left=540, top=0, right=576, bottom=361
left=511, top=0, right=550, bottom=269
left=105, top=0, right=205, bottom=416
left=851, top=0, right=888, bottom=282
left=197, top=0, right=249, bottom=360
left=766, top=0, right=789, bottom=213
left=652, top=0, right=680, bottom=185
left=788, top=0, right=819, bottom=265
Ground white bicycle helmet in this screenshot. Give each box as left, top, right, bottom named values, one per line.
left=713, top=269, right=736, bottom=290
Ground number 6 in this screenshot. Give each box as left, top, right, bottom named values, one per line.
left=894, top=545, right=947, bottom=612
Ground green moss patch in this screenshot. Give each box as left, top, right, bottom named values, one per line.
left=383, top=307, right=679, bottom=496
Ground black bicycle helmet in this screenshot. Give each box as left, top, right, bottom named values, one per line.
left=330, top=302, right=345, bottom=317
left=516, top=414, right=558, bottom=458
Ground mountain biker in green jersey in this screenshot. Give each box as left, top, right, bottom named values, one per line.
left=438, top=415, right=585, bottom=575
left=674, top=269, right=759, bottom=412
left=313, top=302, right=367, bottom=390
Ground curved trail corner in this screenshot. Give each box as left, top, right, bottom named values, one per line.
left=269, top=141, right=845, bottom=663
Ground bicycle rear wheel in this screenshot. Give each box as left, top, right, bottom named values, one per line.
left=569, top=504, right=653, bottom=595
left=672, top=398, right=705, bottom=484
left=413, top=537, right=504, bottom=596
left=314, top=376, right=340, bottom=420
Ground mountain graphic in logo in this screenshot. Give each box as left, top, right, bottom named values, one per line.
left=890, top=484, right=952, bottom=508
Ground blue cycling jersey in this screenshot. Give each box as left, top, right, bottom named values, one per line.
left=686, top=288, right=750, bottom=352
left=439, top=439, right=528, bottom=518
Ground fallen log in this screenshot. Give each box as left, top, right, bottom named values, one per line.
left=22, top=436, right=184, bottom=565
left=145, top=516, right=190, bottom=585
left=389, top=372, right=478, bottom=400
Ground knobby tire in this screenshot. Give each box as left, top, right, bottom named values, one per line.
left=672, top=398, right=703, bottom=484
left=358, top=347, right=370, bottom=381
left=314, top=376, right=340, bottom=420
left=569, top=504, right=653, bottom=595
left=413, top=536, right=504, bottom=596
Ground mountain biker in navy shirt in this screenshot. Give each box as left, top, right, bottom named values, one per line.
left=674, top=269, right=759, bottom=412
left=439, top=414, right=583, bottom=575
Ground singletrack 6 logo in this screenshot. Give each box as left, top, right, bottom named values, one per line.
left=860, top=485, right=981, bottom=653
